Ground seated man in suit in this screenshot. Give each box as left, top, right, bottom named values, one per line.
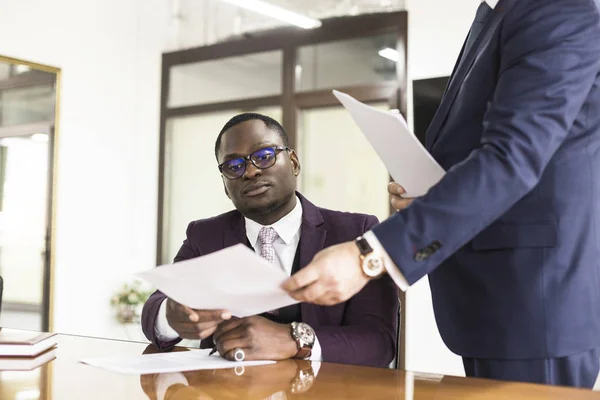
left=142, top=113, right=398, bottom=367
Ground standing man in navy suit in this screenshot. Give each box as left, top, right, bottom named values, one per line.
left=142, top=113, right=398, bottom=368
left=283, top=0, right=600, bottom=388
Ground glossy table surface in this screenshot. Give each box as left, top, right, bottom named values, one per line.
left=1, top=329, right=599, bottom=399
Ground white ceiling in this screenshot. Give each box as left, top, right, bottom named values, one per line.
left=168, top=0, right=405, bottom=51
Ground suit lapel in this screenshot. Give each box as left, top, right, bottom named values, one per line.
left=426, top=5, right=506, bottom=150
left=441, top=37, right=469, bottom=100
left=222, top=211, right=247, bottom=249
left=295, top=193, right=327, bottom=325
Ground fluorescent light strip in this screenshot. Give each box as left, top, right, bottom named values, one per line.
left=220, top=0, right=322, bottom=29
left=378, top=47, right=399, bottom=62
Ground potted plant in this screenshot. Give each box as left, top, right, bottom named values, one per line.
left=110, top=280, right=152, bottom=324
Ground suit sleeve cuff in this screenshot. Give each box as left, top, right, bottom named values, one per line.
left=363, top=230, right=409, bottom=291
left=155, top=299, right=181, bottom=341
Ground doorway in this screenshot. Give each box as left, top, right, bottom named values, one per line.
left=0, top=57, right=59, bottom=331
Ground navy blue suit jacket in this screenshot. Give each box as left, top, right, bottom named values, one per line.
left=373, top=0, right=600, bottom=359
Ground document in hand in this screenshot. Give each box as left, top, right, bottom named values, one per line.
left=80, top=349, right=275, bottom=374
left=333, top=90, right=446, bottom=198
left=136, top=244, right=298, bottom=317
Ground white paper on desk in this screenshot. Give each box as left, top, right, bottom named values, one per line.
left=136, top=244, right=298, bottom=317
left=333, top=90, right=446, bottom=197
left=80, top=349, right=275, bottom=374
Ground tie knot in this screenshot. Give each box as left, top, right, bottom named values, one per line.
left=259, top=227, right=279, bottom=246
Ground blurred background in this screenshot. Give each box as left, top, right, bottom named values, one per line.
left=0, top=0, right=478, bottom=378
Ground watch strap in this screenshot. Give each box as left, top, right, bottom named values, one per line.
left=356, top=236, right=373, bottom=256
left=294, top=347, right=312, bottom=359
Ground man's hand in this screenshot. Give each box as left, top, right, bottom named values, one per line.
left=281, top=241, right=370, bottom=306
left=388, top=182, right=415, bottom=211
left=212, top=316, right=298, bottom=361
left=166, top=298, right=231, bottom=340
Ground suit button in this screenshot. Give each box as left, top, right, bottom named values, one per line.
left=430, top=241, right=442, bottom=251
left=415, top=251, right=429, bottom=262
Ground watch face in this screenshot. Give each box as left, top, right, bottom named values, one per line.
left=296, top=323, right=315, bottom=344
left=363, top=255, right=385, bottom=277
left=291, top=369, right=315, bottom=394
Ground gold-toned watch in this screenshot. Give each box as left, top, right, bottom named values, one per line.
left=355, top=236, right=386, bottom=278
left=290, top=362, right=316, bottom=394
left=291, top=322, right=315, bottom=359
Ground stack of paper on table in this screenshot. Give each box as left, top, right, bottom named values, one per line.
left=136, top=244, right=298, bottom=317
left=332, top=90, right=446, bottom=197
left=80, top=349, right=275, bottom=374
left=0, top=348, right=57, bottom=371
left=0, top=330, right=58, bottom=371
left=0, top=330, right=57, bottom=357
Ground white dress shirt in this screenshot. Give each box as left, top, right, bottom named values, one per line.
left=155, top=195, right=323, bottom=360
left=365, top=0, right=498, bottom=291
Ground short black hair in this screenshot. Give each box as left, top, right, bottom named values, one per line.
left=215, top=113, right=289, bottom=160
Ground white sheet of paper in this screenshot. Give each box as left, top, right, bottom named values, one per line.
left=80, top=349, right=275, bottom=374
left=136, top=244, right=298, bottom=317
left=333, top=90, right=446, bottom=197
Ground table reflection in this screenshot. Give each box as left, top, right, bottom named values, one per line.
left=1, top=332, right=597, bottom=400
left=139, top=345, right=316, bottom=400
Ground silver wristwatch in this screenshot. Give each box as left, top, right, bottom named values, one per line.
left=290, top=322, right=315, bottom=359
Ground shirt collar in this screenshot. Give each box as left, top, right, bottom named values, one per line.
left=483, top=0, right=498, bottom=8
left=245, top=195, right=303, bottom=247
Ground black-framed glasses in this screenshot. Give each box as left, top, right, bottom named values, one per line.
left=218, top=146, right=290, bottom=180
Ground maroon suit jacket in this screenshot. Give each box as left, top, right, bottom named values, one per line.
left=142, top=193, right=399, bottom=367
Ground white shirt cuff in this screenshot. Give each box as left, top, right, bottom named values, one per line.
left=363, top=231, right=409, bottom=291
left=155, top=372, right=188, bottom=400
left=309, top=335, right=323, bottom=362
left=155, top=299, right=181, bottom=341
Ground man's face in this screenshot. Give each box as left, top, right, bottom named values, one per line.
left=217, top=120, right=300, bottom=218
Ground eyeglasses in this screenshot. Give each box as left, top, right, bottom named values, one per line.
left=218, top=146, right=290, bottom=180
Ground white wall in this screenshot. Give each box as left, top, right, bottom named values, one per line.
left=403, top=0, right=477, bottom=377
left=0, top=0, right=170, bottom=339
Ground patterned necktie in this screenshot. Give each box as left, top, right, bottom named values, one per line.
left=258, top=227, right=280, bottom=316
left=258, top=227, right=279, bottom=264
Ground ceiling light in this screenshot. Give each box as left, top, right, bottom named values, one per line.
left=31, top=133, right=49, bottom=142
left=219, top=0, right=322, bottom=29
left=378, top=48, right=399, bottom=62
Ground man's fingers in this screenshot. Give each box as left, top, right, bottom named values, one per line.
left=213, top=318, right=244, bottom=343
left=289, top=282, right=328, bottom=303
left=281, top=265, right=320, bottom=292
left=219, top=338, right=250, bottom=360
left=167, top=299, right=197, bottom=322
left=214, top=323, right=247, bottom=346
left=184, top=307, right=200, bottom=323
left=175, top=302, right=200, bottom=322
left=195, top=309, right=232, bottom=322
left=171, top=320, right=220, bottom=339
left=390, top=195, right=412, bottom=211
left=198, top=325, right=218, bottom=340
left=388, top=182, right=406, bottom=195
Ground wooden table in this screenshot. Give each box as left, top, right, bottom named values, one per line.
left=1, top=329, right=599, bottom=399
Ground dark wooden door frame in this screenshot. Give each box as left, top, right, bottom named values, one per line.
left=157, top=11, right=408, bottom=370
